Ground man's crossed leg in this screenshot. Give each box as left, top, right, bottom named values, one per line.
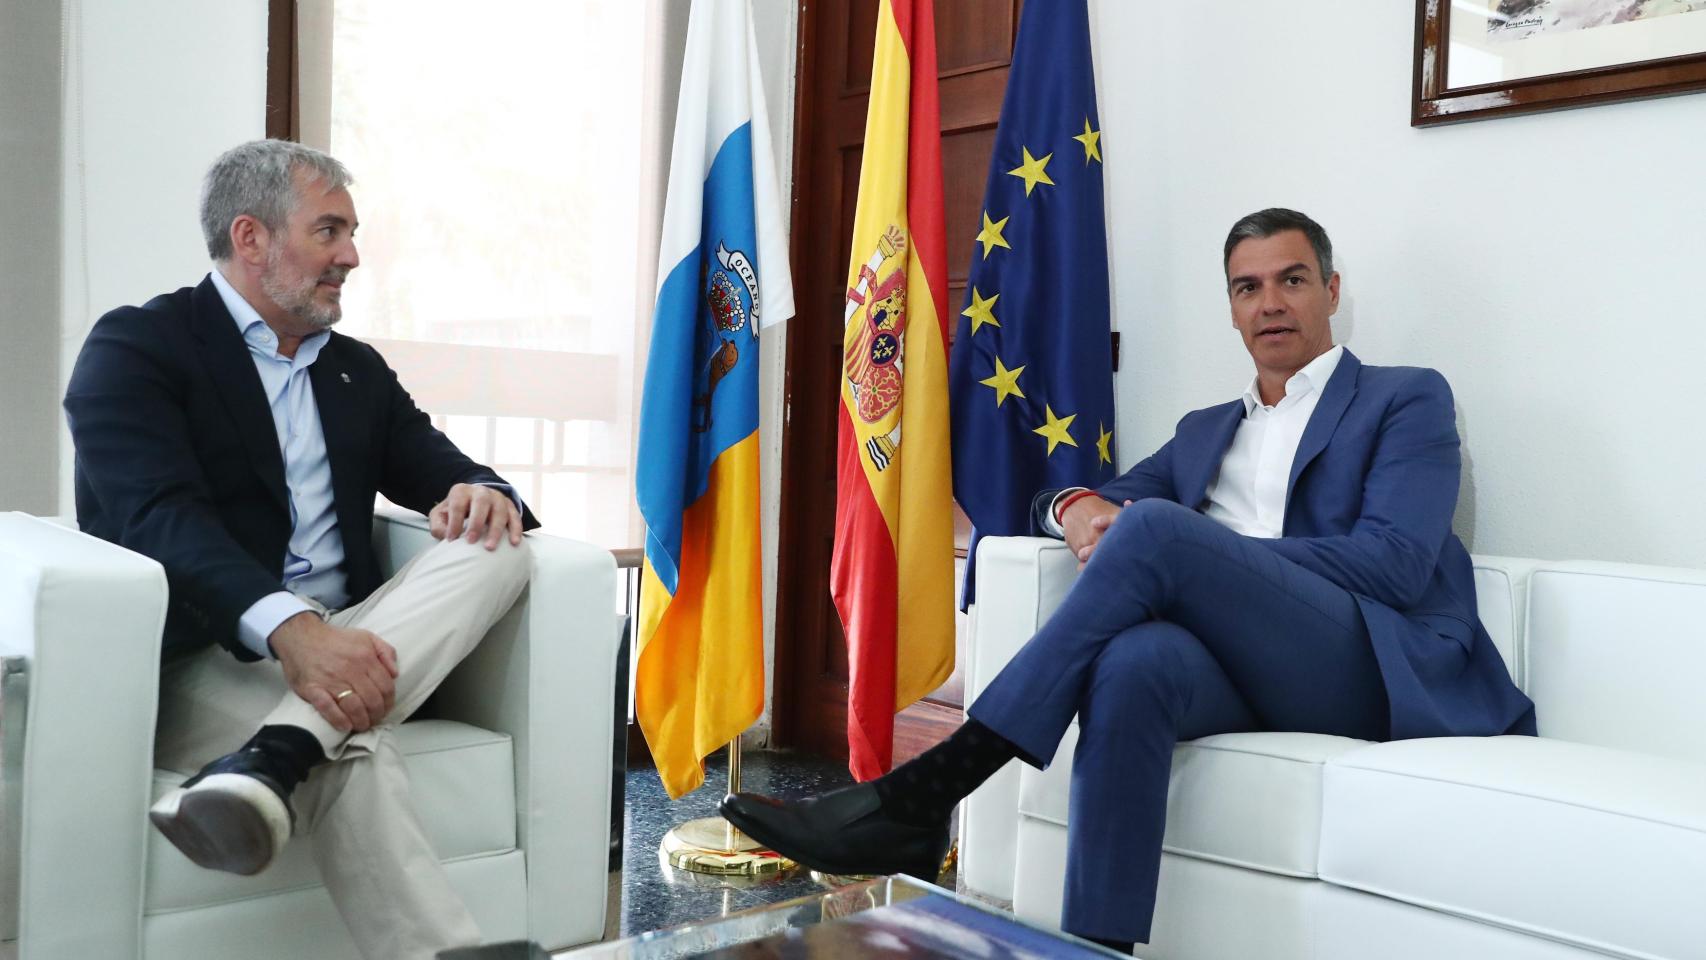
left=151, top=535, right=530, bottom=959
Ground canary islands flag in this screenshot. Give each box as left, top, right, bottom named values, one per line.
left=948, top=0, right=1115, bottom=604
left=635, top=0, right=794, bottom=800
left=831, top=0, right=955, bottom=781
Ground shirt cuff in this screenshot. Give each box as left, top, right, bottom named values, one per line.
left=476, top=481, right=524, bottom=516
left=237, top=591, right=316, bottom=660
left=1040, top=487, right=1090, bottom=538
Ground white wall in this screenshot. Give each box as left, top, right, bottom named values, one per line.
left=0, top=0, right=63, bottom=516
left=58, top=0, right=268, bottom=508
left=1092, top=0, right=1706, bottom=568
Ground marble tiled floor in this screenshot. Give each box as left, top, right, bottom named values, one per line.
left=597, top=749, right=966, bottom=946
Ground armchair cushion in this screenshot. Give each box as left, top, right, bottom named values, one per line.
left=1020, top=724, right=1369, bottom=878
left=146, top=719, right=516, bottom=912
left=1523, top=562, right=1706, bottom=765
left=1321, top=735, right=1706, bottom=960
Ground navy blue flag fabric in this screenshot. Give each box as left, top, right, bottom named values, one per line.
left=948, top=0, right=1116, bottom=605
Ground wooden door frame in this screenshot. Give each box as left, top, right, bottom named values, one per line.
left=772, top=0, right=836, bottom=757
left=266, top=0, right=298, bottom=141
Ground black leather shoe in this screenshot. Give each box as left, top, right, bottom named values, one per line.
left=719, top=784, right=950, bottom=881
left=148, top=744, right=299, bottom=876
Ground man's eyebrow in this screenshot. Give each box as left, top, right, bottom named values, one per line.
left=312, top=213, right=354, bottom=229
left=1229, top=261, right=1314, bottom=289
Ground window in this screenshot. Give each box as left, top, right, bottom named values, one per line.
left=300, top=0, right=654, bottom=551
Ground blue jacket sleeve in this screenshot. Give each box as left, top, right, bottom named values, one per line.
left=1257, top=370, right=1460, bottom=610
left=1031, top=435, right=1179, bottom=536
left=1097, top=435, right=1178, bottom=506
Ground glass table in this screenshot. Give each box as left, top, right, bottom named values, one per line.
left=559, top=874, right=1126, bottom=959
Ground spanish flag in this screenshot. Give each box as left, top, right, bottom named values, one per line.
left=831, top=0, right=955, bottom=781
left=635, top=0, right=794, bottom=799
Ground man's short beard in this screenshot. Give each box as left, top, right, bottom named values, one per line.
left=260, top=247, right=343, bottom=330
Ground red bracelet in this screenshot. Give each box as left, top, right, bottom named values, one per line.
left=1055, top=489, right=1102, bottom=523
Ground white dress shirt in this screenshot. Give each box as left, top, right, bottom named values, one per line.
left=1200, top=345, right=1343, bottom=538
left=1045, top=345, right=1345, bottom=540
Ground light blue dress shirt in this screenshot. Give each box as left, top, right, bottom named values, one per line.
left=211, top=269, right=347, bottom=658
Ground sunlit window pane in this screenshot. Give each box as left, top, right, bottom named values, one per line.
left=325, top=0, right=648, bottom=550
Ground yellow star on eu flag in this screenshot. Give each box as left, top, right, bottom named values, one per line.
left=1033, top=405, right=1078, bottom=456
left=1074, top=118, right=1102, bottom=165
left=1097, top=422, right=1114, bottom=465
left=1007, top=147, right=1055, bottom=197
left=976, top=211, right=1011, bottom=259
left=962, top=287, right=1000, bottom=335
left=980, top=357, right=1026, bottom=407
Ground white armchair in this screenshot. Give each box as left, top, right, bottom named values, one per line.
left=0, top=510, right=624, bottom=959
left=960, top=535, right=1706, bottom=960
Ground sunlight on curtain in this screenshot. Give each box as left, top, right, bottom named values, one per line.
left=322, top=1, right=651, bottom=550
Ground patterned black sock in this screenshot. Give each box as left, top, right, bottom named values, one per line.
left=872, top=719, right=1019, bottom=827
left=249, top=724, right=327, bottom=789
left=1083, top=935, right=1135, bottom=955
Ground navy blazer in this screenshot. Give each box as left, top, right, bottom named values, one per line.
left=1047, top=350, right=1534, bottom=740
left=64, top=276, right=540, bottom=661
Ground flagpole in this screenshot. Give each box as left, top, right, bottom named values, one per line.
left=658, top=735, right=794, bottom=876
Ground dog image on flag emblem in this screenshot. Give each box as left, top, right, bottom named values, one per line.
left=692, top=242, right=758, bottom=433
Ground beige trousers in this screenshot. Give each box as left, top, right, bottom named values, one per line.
left=154, top=535, right=532, bottom=960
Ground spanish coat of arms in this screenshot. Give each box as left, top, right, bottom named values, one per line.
left=842, top=226, right=909, bottom=470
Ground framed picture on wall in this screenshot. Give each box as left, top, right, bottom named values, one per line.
left=1414, top=0, right=1706, bottom=125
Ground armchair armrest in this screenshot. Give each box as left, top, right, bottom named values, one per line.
left=959, top=536, right=1078, bottom=903
left=369, top=509, right=624, bottom=950
left=0, top=513, right=167, bottom=958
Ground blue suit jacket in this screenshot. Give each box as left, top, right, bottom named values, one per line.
left=1062, top=350, right=1534, bottom=739
left=64, top=276, right=540, bottom=662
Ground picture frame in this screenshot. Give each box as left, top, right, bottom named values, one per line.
left=1413, top=0, right=1706, bottom=125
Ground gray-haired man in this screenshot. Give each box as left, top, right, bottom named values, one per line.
left=64, top=139, right=538, bottom=959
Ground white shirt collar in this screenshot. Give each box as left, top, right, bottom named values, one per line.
left=1240, top=344, right=1345, bottom=415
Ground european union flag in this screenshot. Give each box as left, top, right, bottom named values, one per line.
left=949, top=0, right=1115, bottom=604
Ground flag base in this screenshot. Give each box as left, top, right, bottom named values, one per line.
left=659, top=739, right=792, bottom=875
left=660, top=816, right=794, bottom=876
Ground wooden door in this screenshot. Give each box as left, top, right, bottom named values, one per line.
left=774, top=0, right=1021, bottom=762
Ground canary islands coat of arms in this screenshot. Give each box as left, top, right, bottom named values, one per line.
left=693, top=242, right=761, bottom=433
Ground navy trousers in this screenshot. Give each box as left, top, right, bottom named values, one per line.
left=968, top=499, right=1392, bottom=943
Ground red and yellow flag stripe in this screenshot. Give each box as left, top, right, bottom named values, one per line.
left=831, top=0, right=955, bottom=781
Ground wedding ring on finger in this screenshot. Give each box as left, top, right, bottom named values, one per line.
left=334, top=689, right=356, bottom=701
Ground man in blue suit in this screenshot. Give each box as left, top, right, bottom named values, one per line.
left=723, top=208, right=1535, bottom=954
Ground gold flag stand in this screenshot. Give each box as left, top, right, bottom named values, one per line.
left=659, top=737, right=795, bottom=876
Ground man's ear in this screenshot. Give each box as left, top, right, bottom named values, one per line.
left=228, top=214, right=270, bottom=268
left=1327, top=272, right=1342, bottom=314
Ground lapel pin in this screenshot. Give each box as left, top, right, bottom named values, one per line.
left=340, top=372, right=351, bottom=383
